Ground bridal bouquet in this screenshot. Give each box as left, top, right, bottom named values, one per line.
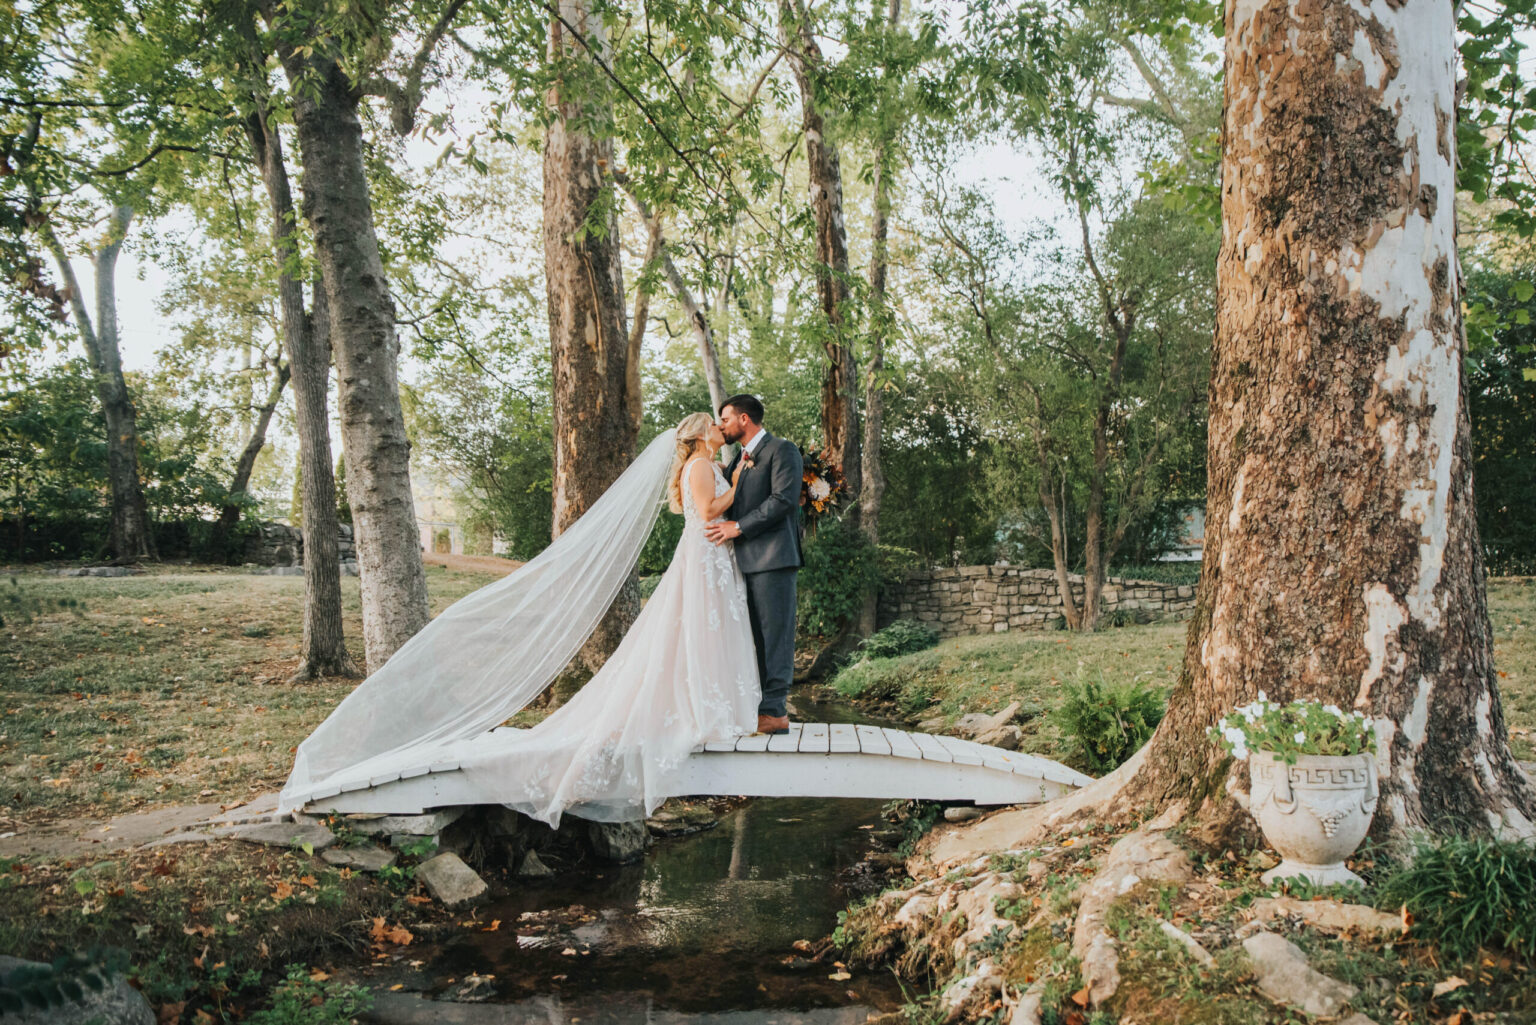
left=799, top=447, right=847, bottom=528
left=1209, top=692, right=1377, bottom=764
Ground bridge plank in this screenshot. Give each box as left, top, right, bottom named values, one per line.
left=703, top=738, right=737, bottom=752
left=829, top=723, right=861, bottom=753
left=855, top=724, right=891, bottom=756
left=800, top=722, right=830, bottom=753
left=884, top=728, right=923, bottom=760
left=735, top=732, right=772, bottom=753
left=768, top=723, right=803, bottom=753
left=934, top=734, right=984, bottom=766
left=910, top=732, right=954, bottom=763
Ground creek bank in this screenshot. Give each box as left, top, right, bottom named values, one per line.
left=831, top=804, right=1536, bottom=1024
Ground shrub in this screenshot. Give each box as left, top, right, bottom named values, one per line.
left=1052, top=674, right=1166, bottom=774
left=856, top=619, right=940, bottom=661
left=797, top=515, right=880, bottom=638
left=246, top=964, right=372, bottom=1024
left=1377, top=836, right=1536, bottom=960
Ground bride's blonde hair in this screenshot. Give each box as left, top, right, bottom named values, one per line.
left=667, top=412, right=715, bottom=514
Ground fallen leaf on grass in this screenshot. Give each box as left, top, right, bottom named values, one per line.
left=370, top=917, right=413, bottom=946
left=298, top=875, right=317, bottom=886
left=483, top=919, right=501, bottom=932
left=828, top=971, right=851, bottom=981
left=1070, top=987, right=1090, bottom=1007
left=405, top=894, right=432, bottom=905
left=271, top=880, right=294, bottom=901
left=1433, top=976, right=1468, bottom=998
left=182, top=924, right=215, bottom=938
left=562, top=948, right=578, bottom=956
left=156, top=1002, right=185, bottom=1025
left=309, top=969, right=331, bottom=982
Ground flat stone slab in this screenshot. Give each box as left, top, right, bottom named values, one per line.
left=215, top=821, right=336, bottom=850
left=363, top=810, right=464, bottom=837
left=322, top=845, right=397, bottom=872
left=0, top=803, right=225, bottom=860
left=200, top=792, right=282, bottom=827
left=415, top=852, right=487, bottom=907
left=1243, top=931, right=1358, bottom=1017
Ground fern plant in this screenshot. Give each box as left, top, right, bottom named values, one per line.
left=1051, top=674, right=1166, bottom=774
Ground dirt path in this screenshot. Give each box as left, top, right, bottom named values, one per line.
left=423, top=551, right=525, bottom=576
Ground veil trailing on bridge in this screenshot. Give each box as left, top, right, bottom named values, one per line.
left=277, top=429, right=679, bottom=813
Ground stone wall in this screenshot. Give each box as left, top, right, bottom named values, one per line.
left=877, top=566, right=1197, bottom=637
left=244, top=522, right=359, bottom=576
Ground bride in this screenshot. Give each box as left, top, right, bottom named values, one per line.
left=277, top=413, right=762, bottom=826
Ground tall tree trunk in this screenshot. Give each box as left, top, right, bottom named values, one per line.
left=617, top=178, right=727, bottom=412
left=213, top=355, right=290, bottom=546
left=43, top=207, right=156, bottom=563
left=278, top=50, right=430, bottom=672
left=857, top=0, right=901, bottom=637
left=545, top=0, right=639, bottom=672
left=781, top=0, right=860, bottom=497
left=1121, top=0, right=1534, bottom=838
left=245, top=102, right=359, bottom=680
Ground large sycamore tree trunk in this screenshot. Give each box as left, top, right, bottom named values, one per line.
left=44, top=206, right=157, bottom=563
left=781, top=0, right=860, bottom=497
left=1123, top=0, right=1534, bottom=838
left=545, top=0, right=639, bottom=671
left=245, top=102, right=359, bottom=681
left=279, top=51, right=431, bottom=672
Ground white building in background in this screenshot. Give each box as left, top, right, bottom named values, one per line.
left=413, top=463, right=465, bottom=555
left=1159, top=504, right=1206, bottom=562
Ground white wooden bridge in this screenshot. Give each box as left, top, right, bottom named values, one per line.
left=292, top=722, right=1094, bottom=816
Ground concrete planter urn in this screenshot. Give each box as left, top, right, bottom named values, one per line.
left=1248, top=750, right=1378, bottom=887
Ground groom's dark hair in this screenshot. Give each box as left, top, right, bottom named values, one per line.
left=719, top=393, right=764, bottom=424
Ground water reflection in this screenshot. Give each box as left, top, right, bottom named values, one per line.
left=374, top=697, right=907, bottom=1024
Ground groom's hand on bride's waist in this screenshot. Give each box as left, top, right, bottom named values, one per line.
left=705, top=521, right=742, bottom=543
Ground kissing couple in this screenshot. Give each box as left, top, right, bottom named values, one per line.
left=279, top=394, right=805, bottom=828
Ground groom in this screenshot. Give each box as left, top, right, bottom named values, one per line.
left=705, top=395, right=804, bottom=736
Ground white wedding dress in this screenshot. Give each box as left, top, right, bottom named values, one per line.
left=454, top=457, right=760, bottom=824
left=277, top=431, right=759, bottom=825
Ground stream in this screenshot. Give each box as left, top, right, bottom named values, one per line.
left=362, top=696, right=911, bottom=1025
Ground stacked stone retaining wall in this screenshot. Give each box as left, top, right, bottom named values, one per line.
left=243, top=522, right=358, bottom=575
left=877, top=566, right=1197, bottom=638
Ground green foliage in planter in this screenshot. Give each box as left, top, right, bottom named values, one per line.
left=1211, top=695, right=1376, bottom=763
left=1377, top=836, right=1536, bottom=961
left=1052, top=674, right=1165, bottom=774
left=856, top=619, right=940, bottom=661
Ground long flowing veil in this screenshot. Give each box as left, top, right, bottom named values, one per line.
left=278, top=429, right=678, bottom=811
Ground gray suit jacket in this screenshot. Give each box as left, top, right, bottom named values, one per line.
left=725, top=432, right=804, bottom=574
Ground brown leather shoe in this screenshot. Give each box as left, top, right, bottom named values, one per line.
left=756, top=714, right=790, bottom=736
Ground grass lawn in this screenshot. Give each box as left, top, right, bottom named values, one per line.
left=0, top=562, right=501, bottom=826
left=830, top=576, right=1536, bottom=764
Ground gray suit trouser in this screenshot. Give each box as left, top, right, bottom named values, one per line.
left=743, top=567, right=797, bottom=718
